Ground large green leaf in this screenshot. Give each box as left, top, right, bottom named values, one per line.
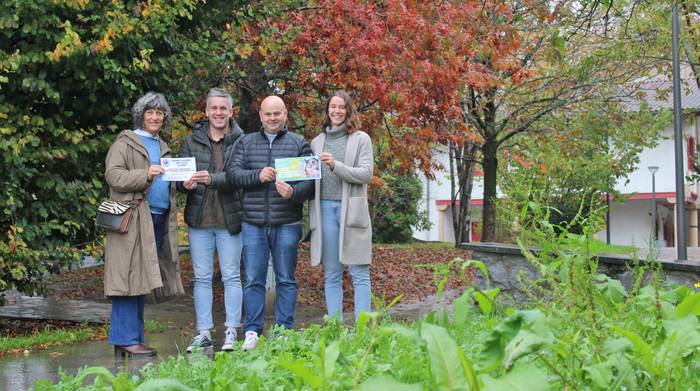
left=453, top=288, right=475, bottom=327
left=674, top=292, right=700, bottom=318
left=74, top=367, right=116, bottom=387
left=323, top=340, right=341, bottom=380
left=279, top=358, right=322, bottom=388
left=134, top=379, right=194, bottom=391
left=478, top=310, right=552, bottom=372
left=611, top=326, right=655, bottom=374
left=503, top=330, right=552, bottom=369
left=583, top=362, right=613, bottom=389
left=473, top=288, right=500, bottom=316
left=481, top=363, right=551, bottom=391
left=420, top=322, right=470, bottom=390
left=359, top=375, right=422, bottom=391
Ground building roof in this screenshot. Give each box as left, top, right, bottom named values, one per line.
left=621, top=66, right=700, bottom=112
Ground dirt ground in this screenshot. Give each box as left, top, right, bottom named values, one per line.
left=5, top=242, right=473, bottom=337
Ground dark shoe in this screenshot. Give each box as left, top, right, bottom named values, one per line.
left=114, top=344, right=157, bottom=357
left=186, top=334, right=213, bottom=353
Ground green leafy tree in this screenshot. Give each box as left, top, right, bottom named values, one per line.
left=0, top=0, right=250, bottom=303
left=499, top=101, right=670, bottom=236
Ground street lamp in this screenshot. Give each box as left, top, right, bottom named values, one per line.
left=649, top=166, right=659, bottom=242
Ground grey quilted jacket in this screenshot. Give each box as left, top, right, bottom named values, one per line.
left=226, top=127, right=314, bottom=226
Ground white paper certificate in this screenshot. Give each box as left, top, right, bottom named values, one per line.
left=160, top=157, right=196, bottom=181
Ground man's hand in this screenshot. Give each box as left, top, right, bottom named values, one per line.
left=275, top=180, right=293, bottom=199
left=191, top=170, right=211, bottom=185
left=183, top=177, right=197, bottom=190
left=183, top=170, right=210, bottom=189
left=259, top=167, right=276, bottom=183
left=148, top=165, right=166, bottom=182
left=320, top=152, right=336, bottom=170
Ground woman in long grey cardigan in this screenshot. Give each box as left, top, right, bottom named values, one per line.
left=309, top=90, right=374, bottom=320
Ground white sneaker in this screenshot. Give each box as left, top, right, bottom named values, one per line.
left=242, top=331, right=259, bottom=351
left=221, top=329, right=237, bottom=352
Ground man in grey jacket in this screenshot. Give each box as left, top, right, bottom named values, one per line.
left=226, top=95, right=314, bottom=350
left=178, top=88, right=244, bottom=352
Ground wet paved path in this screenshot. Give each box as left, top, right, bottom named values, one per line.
left=0, top=289, right=444, bottom=391
left=0, top=294, right=332, bottom=391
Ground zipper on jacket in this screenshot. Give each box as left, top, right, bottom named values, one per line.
left=193, top=133, right=214, bottom=227
left=265, top=134, right=273, bottom=226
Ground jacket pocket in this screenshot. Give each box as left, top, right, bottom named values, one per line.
left=346, top=196, right=370, bottom=228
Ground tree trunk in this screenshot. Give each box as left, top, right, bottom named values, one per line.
left=237, top=60, right=267, bottom=133
left=450, top=142, right=477, bottom=245
left=481, top=137, right=498, bottom=242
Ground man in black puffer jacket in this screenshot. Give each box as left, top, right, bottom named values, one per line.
left=226, top=95, right=314, bottom=351
left=177, top=88, right=245, bottom=353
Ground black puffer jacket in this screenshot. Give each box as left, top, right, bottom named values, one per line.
left=226, top=127, right=314, bottom=226
left=177, top=119, right=244, bottom=234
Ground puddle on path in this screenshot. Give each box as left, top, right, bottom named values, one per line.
left=0, top=302, right=328, bottom=390
left=0, top=291, right=450, bottom=390
left=0, top=328, right=189, bottom=391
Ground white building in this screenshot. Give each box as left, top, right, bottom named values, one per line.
left=414, top=73, right=700, bottom=248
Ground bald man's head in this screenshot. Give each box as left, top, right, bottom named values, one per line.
left=259, top=95, right=288, bottom=134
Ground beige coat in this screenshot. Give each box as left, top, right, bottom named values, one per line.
left=309, top=130, right=374, bottom=266
left=104, top=130, right=183, bottom=298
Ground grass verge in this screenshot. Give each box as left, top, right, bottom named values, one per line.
left=0, top=320, right=170, bottom=354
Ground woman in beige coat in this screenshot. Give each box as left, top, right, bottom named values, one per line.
left=309, top=90, right=374, bottom=321
left=104, top=92, right=183, bottom=357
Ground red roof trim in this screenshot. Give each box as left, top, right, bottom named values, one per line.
left=436, top=199, right=483, bottom=206
left=437, top=191, right=694, bottom=207
left=606, top=192, right=676, bottom=201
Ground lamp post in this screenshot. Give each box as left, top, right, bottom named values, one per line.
left=649, top=166, right=659, bottom=242
left=672, top=2, right=687, bottom=260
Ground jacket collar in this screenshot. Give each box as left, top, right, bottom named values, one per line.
left=257, top=125, right=288, bottom=141
left=120, top=129, right=170, bottom=157
left=192, top=119, right=244, bottom=146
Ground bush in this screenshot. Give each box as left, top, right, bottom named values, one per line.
left=369, top=170, right=430, bottom=243
left=0, top=0, right=241, bottom=303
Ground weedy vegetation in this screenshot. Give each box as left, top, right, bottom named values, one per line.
left=36, top=200, right=700, bottom=390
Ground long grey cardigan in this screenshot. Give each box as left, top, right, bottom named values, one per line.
left=309, top=130, right=374, bottom=266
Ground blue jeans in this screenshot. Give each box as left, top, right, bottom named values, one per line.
left=151, top=212, right=168, bottom=251
left=109, top=295, right=145, bottom=345
left=242, top=222, right=302, bottom=334
left=108, top=211, right=168, bottom=346
left=189, top=227, right=242, bottom=331
left=321, top=200, right=372, bottom=321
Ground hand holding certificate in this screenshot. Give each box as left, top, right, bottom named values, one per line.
left=274, top=156, right=321, bottom=181
left=160, top=157, right=196, bottom=181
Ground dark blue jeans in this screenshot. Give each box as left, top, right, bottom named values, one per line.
left=242, top=222, right=302, bottom=334
left=108, top=211, right=168, bottom=346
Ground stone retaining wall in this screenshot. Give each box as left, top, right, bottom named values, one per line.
left=459, top=242, right=700, bottom=303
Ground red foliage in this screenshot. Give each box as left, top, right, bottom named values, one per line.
left=239, top=0, right=527, bottom=174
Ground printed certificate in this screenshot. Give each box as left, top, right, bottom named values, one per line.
left=160, top=157, right=196, bottom=181
left=275, top=156, right=321, bottom=181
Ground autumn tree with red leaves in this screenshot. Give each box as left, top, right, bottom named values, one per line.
left=233, top=0, right=662, bottom=243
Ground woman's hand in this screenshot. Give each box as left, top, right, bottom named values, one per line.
left=320, top=152, right=335, bottom=170
left=148, top=165, right=166, bottom=182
